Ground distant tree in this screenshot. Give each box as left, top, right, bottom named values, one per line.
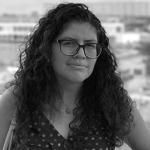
left=145, top=59, right=150, bottom=75
left=139, top=42, right=150, bottom=75
left=139, top=42, right=150, bottom=55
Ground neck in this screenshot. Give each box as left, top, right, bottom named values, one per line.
left=57, top=77, right=82, bottom=112
left=62, top=83, right=81, bottom=108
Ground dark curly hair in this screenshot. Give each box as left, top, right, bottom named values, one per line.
left=9, top=2, right=134, bottom=149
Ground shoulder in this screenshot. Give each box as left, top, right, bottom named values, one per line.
left=0, top=86, right=17, bottom=149
left=0, top=86, right=17, bottom=116
left=125, top=103, right=150, bottom=150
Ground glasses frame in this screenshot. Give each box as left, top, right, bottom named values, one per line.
left=56, top=39, right=102, bottom=59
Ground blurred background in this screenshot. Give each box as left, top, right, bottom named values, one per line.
left=0, top=0, right=150, bottom=149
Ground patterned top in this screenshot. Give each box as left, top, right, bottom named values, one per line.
left=12, top=110, right=114, bottom=150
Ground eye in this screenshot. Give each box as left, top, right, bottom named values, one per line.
left=61, top=40, right=76, bottom=46
left=86, top=43, right=97, bottom=48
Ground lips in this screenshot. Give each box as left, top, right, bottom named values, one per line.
left=68, top=63, right=88, bottom=67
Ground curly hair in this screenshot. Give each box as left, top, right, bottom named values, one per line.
left=9, top=2, right=134, bottom=149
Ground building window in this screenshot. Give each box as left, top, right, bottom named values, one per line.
left=134, top=69, right=142, bottom=75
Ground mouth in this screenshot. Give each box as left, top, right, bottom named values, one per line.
left=68, top=63, right=88, bottom=69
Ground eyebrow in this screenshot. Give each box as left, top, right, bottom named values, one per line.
left=84, top=40, right=97, bottom=43
left=58, top=36, right=97, bottom=43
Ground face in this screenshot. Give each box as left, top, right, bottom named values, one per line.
left=51, top=22, right=98, bottom=85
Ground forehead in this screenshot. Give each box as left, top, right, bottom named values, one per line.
left=57, top=21, right=97, bottom=41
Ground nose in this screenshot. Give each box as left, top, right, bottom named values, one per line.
left=73, top=46, right=86, bottom=58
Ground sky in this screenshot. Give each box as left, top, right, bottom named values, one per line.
left=0, top=0, right=150, bottom=14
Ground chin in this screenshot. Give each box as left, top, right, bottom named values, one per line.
left=69, top=75, right=89, bottom=83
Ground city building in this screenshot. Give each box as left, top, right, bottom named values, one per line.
left=90, top=1, right=150, bottom=18
left=43, top=1, right=150, bottom=18
left=0, top=21, right=35, bottom=43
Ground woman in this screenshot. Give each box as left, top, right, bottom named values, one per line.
left=0, top=2, right=150, bottom=150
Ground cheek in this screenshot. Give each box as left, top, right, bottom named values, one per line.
left=52, top=55, right=62, bottom=71
left=51, top=50, right=67, bottom=73
left=51, top=47, right=62, bottom=66
left=88, top=60, right=97, bottom=74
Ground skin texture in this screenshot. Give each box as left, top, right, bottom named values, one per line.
left=51, top=22, right=97, bottom=85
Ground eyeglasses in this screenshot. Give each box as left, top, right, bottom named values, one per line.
left=56, top=39, right=102, bottom=59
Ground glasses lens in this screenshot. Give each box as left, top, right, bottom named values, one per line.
left=60, top=40, right=78, bottom=55
left=58, top=40, right=102, bottom=59
left=85, top=43, right=102, bottom=58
